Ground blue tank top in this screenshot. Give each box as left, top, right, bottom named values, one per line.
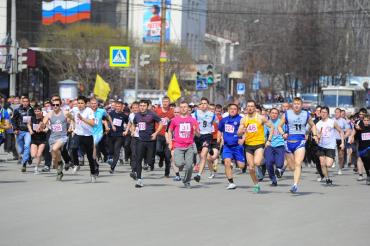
left=285, top=109, right=309, bottom=141
left=266, top=119, right=285, bottom=147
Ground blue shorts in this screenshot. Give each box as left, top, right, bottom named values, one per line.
left=222, top=145, right=245, bottom=163
left=285, top=140, right=306, bottom=154
left=93, top=133, right=103, bottom=145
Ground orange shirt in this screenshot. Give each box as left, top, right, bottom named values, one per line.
left=155, top=107, right=174, bottom=136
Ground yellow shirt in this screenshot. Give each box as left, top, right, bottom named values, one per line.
left=243, top=113, right=265, bottom=146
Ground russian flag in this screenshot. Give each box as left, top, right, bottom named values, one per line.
left=42, top=0, right=91, bottom=25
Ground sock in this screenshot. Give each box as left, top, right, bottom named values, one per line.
left=228, top=178, right=234, bottom=183
left=197, top=172, right=201, bottom=176
left=175, top=172, right=180, bottom=177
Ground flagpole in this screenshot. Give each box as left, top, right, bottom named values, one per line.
left=135, top=51, right=139, bottom=101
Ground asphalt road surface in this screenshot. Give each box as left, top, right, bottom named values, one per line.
left=0, top=158, right=369, bottom=246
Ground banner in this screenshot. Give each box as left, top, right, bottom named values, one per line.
left=143, top=0, right=170, bottom=43
left=42, top=0, right=91, bottom=25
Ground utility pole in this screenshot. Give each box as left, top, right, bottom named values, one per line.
left=134, top=51, right=139, bottom=101
left=158, top=0, right=166, bottom=91
left=10, top=0, right=16, bottom=96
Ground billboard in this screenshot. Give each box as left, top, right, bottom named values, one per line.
left=143, top=0, right=170, bottom=43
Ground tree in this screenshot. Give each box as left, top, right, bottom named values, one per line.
left=38, top=23, right=135, bottom=95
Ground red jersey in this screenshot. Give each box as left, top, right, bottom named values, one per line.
left=155, top=107, right=174, bottom=136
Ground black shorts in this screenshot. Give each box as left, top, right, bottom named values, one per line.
left=196, top=134, right=212, bottom=152
left=31, top=139, right=46, bottom=146
left=317, top=147, right=336, bottom=159
left=245, top=144, right=264, bottom=155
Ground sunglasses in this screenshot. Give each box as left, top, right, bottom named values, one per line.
left=52, top=104, right=60, bottom=107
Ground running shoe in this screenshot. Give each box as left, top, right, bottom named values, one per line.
left=337, top=169, right=343, bottom=175
left=183, top=182, right=191, bottom=189
left=357, top=175, right=365, bottom=181
left=143, top=164, right=149, bottom=171
left=41, top=166, right=50, bottom=172
left=208, top=173, right=215, bottom=179
left=91, top=175, right=97, bottom=183
left=317, top=176, right=325, bottom=182
left=135, top=179, right=144, bottom=188
left=194, top=174, right=201, bottom=183
left=290, top=184, right=298, bottom=193
left=158, top=160, right=164, bottom=168
left=34, top=167, right=39, bottom=175
left=173, top=176, right=181, bottom=181
left=253, top=184, right=261, bottom=193
left=366, top=177, right=370, bottom=185
left=326, top=178, right=333, bottom=186
left=271, top=181, right=278, bottom=186
left=21, top=166, right=26, bottom=172
left=72, top=165, right=79, bottom=174
left=109, top=168, right=114, bottom=174
left=226, top=183, right=237, bottom=190
left=275, top=168, right=282, bottom=179
left=56, top=172, right=63, bottom=181
left=129, top=171, right=137, bottom=180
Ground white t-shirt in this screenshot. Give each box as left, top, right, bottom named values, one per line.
left=317, top=118, right=337, bottom=149
left=71, top=107, right=95, bottom=136
left=129, top=112, right=139, bottom=137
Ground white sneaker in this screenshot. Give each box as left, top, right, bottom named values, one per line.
left=208, top=173, right=215, bottom=179
left=331, top=162, right=336, bottom=168
left=317, top=176, right=324, bottom=182
left=34, top=167, right=39, bottom=175
left=72, top=165, right=79, bottom=174
left=337, top=169, right=343, bottom=175
left=357, top=176, right=365, bottom=181
left=226, top=183, right=237, bottom=190
left=90, top=175, right=96, bottom=183
left=135, top=179, right=144, bottom=188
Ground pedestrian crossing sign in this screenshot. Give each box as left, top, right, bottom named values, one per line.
left=109, top=46, right=130, bottom=67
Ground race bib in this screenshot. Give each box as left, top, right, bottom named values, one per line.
left=94, top=119, right=99, bottom=125
left=138, top=122, right=146, bottom=131
left=361, top=132, right=370, bottom=141
left=113, top=118, right=122, bottom=127
left=161, top=118, right=168, bottom=126
left=247, top=124, right=257, bottom=133
left=225, top=124, right=234, bottom=133
left=51, top=123, right=62, bottom=132
left=32, top=124, right=39, bottom=131
left=23, top=116, right=31, bottom=123
left=273, top=129, right=280, bottom=136
left=179, top=123, right=191, bottom=138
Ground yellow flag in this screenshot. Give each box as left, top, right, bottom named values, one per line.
left=94, top=74, right=111, bottom=101
left=167, top=73, right=181, bottom=102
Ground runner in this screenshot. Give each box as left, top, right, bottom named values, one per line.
left=108, top=100, right=129, bottom=174
left=264, top=108, right=285, bottom=186
left=132, top=100, right=163, bottom=188
left=41, top=97, right=72, bottom=180
left=70, top=96, right=97, bottom=182
left=350, top=114, right=370, bottom=185
left=165, top=107, right=181, bottom=181
left=278, top=97, right=318, bottom=193
left=90, top=98, right=113, bottom=175
left=217, top=104, right=245, bottom=189
left=334, top=108, right=351, bottom=175
left=207, top=103, right=222, bottom=179
left=316, top=107, right=345, bottom=185
left=167, top=101, right=199, bottom=188
left=237, top=100, right=274, bottom=193
left=0, top=99, right=11, bottom=149
left=154, top=96, right=174, bottom=177
left=28, top=105, right=47, bottom=174
left=126, top=102, right=139, bottom=179
left=12, top=96, right=35, bottom=172
left=192, top=97, right=219, bottom=182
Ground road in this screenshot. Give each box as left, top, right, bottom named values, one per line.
left=0, top=157, right=369, bottom=246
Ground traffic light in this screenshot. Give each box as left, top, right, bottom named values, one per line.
left=139, top=54, right=150, bottom=67
left=17, top=48, right=28, bottom=71
left=207, top=64, right=214, bottom=84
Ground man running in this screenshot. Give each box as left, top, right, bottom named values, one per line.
left=168, top=101, right=199, bottom=188
left=108, top=100, right=129, bottom=174
left=316, top=107, right=345, bottom=185
left=70, top=96, right=97, bottom=182
left=278, top=97, right=318, bottom=193
left=238, top=100, right=274, bottom=193
left=132, top=100, right=163, bottom=188
left=192, top=97, right=219, bottom=182
left=154, top=96, right=174, bottom=177
left=126, top=102, right=140, bottom=178
left=217, top=104, right=245, bottom=189
left=42, top=97, right=72, bottom=180
left=12, top=96, right=35, bottom=172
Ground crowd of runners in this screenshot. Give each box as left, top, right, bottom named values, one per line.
left=0, top=94, right=369, bottom=192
